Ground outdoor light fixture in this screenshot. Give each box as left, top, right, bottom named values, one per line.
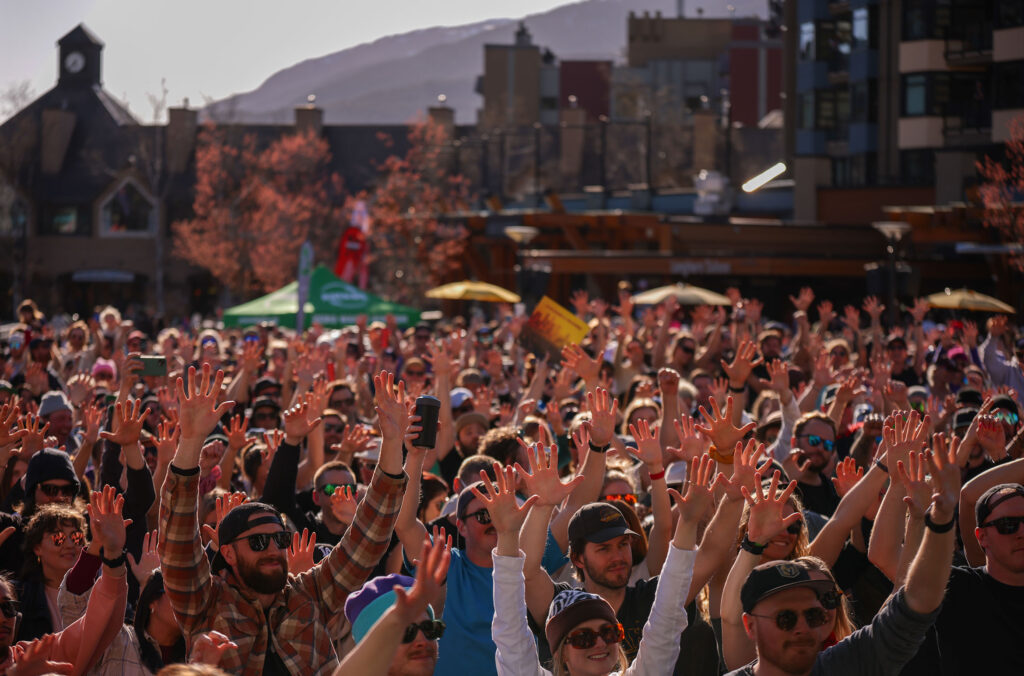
left=871, top=221, right=912, bottom=242
left=741, top=162, right=786, bottom=193
left=504, top=225, right=539, bottom=245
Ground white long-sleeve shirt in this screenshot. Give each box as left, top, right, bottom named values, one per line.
left=491, top=544, right=697, bottom=676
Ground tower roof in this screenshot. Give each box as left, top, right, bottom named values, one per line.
left=58, top=24, right=104, bottom=49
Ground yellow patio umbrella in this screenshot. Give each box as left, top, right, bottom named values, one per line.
left=925, top=288, right=1016, bottom=314
left=425, top=280, right=521, bottom=303
left=631, top=283, right=732, bottom=306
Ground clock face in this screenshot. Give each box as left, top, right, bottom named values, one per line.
left=64, top=51, right=85, bottom=74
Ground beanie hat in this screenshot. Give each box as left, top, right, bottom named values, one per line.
left=24, top=448, right=80, bottom=498
left=545, top=589, right=618, bottom=651
left=38, top=391, right=72, bottom=418
left=345, top=574, right=435, bottom=644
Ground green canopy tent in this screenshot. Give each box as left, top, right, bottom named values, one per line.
left=222, top=265, right=421, bottom=329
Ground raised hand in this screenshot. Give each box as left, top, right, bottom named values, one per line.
left=909, top=297, right=929, bottom=325
left=862, top=296, right=885, bottom=323
left=334, top=424, right=373, bottom=460
left=392, top=534, right=451, bottom=626
left=741, top=470, right=802, bottom=546
left=20, top=415, right=50, bottom=456
left=176, top=364, right=233, bottom=441
left=831, top=457, right=864, bottom=498
left=6, top=634, right=74, bottom=675
left=261, top=429, right=284, bottom=468
left=127, top=529, right=160, bottom=587
left=668, top=454, right=717, bottom=524
left=225, top=414, right=249, bottom=450
left=201, top=491, right=248, bottom=547
left=87, top=485, right=132, bottom=557
left=695, top=396, right=755, bottom=455
left=374, top=371, right=410, bottom=442
left=100, top=399, right=146, bottom=446
left=721, top=340, right=763, bottom=389
left=306, top=377, right=330, bottom=419
left=561, top=343, right=599, bottom=386
left=669, top=415, right=707, bottom=465
left=627, top=419, right=664, bottom=471
left=287, top=528, right=318, bottom=574
left=924, top=435, right=962, bottom=522
left=329, top=484, right=358, bottom=522
left=586, top=387, right=619, bottom=447
left=190, top=631, right=239, bottom=668
left=155, top=419, right=180, bottom=466
left=0, top=404, right=27, bottom=447
left=789, top=287, right=815, bottom=313
left=66, top=372, right=96, bottom=408
left=570, top=290, right=590, bottom=317
left=470, top=463, right=538, bottom=536
left=758, top=359, right=793, bottom=403
left=282, top=399, right=322, bottom=446
left=817, top=300, right=836, bottom=328
left=895, top=452, right=931, bottom=519
left=841, top=305, right=861, bottom=331
left=657, top=367, right=681, bottom=398
left=514, top=442, right=584, bottom=507
left=720, top=439, right=770, bottom=501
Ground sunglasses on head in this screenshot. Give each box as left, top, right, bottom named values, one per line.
left=39, top=483, right=77, bottom=498
left=564, top=622, right=625, bottom=650
left=234, top=531, right=291, bottom=552
left=464, top=508, right=492, bottom=525
left=320, top=483, right=356, bottom=496
left=603, top=493, right=637, bottom=506
left=981, top=515, right=1024, bottom=536
left=403, top=619, right=446, bottom=643
left=749, top=606, right=831, bottom=631
left=801, top=435, right=835, bottom=452
left=0, top=600, right=18, bottom=619
left=50, top=530, right=86, bottom=547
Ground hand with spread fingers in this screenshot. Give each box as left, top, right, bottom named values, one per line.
left=586, top=387, right=619, bottom=447
left=87, top=485, right=132, bottom=563
left=720, top=439, right=770, bottom=502
left=695, top=396, right=755, bottom=456
left=924, top=435, right=962, bottom=523
left=670, top=415, right=708, bottom=465
left=741, top=470, right=802, bottom=547
left=514, top=442, right=585, bottom=507
left=721, top=340, right=763, bottom=390
left=127, top=529, right=161, bottom=587
left=470, top=463, right=538, bottom=556
left=392, top=534, right=451, bottom=625
left=627, top=418, right=664, bottom=473
left=831, top=457, right=864, bottom=498
left=895, top=452, right=931, bottom=519
left=100, top=399, right=146, bottom=447
left=0, top=404, right=28, bottom=448
left=176, top=363, right=234, bottom=444
left=287, top=528, right=318, bottom=575
left=190, top=631, right=239, bottom=668
left=668, top=453, right=718, bottom=549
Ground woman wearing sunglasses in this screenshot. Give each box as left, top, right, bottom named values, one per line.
left=485, top=455, right=702, bottom=676
left=16, top=503, right=88, bottom=641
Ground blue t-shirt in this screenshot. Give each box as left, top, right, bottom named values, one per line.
left=435, top=548, right=498, bottom=676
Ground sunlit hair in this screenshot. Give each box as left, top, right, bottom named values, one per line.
left=736, top=492, right=810, bottom=561
left=793, top=411, right=836, bottom=440
left=552, top=639, right=627, bottom=676
left=601, top=469, right=637, bottom=496
left=607, top=499, right=647, bottom=565
left=751, top=390, right=780, bottom=423
left=418, top=473, right=450, bottom=523
left=792, top=556, right=854, bottom=641
left=620, top=398, right=661, bottom=436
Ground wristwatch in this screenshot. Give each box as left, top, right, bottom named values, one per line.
left=740, top=534, right=766, bottom=555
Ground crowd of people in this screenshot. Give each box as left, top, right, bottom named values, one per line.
left=0, top=285, right=1021, bottom=675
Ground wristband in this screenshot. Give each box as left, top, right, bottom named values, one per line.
left=740, top=534, right=766, bottom=555
left=648, top=468, right=666, bottom=481
left=924, top=510, right=955, bottom=533
left=727, top=384, right=746, bottom=394
left=588, top=441, right=609, bottom=454
left=873, top=459, right=888, bottom=474
left=100, top=548, right=127, bottom=568
left=709, top=446, right=734, bottom=465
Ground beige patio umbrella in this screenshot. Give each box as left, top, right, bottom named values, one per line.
left=631, top=283, right=732, bottom=306
left=925, top=288, right=1016, bottom=313
left=425, top=280, right=521, bottom=303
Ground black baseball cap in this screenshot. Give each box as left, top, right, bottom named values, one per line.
left=740, top=560, right=837, bottom=614
left=211, top=502, right=285, bottom=573
left=975, top=483, right=1024, bottom=526
left=952, top=407, right=979, bottom=431
left=567, top=503, right=639, bottom=544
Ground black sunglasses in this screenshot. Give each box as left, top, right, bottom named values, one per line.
left=679, top=344, right=696, bottom=354
left=235, top=532, right=291, bottom=552
left=981, top=516, right=1024, bottom=536
left=786, top=520, right=803, bottom=535
left=403, top=619, right=446, bottom=643
left=0, top=601, right=18, bottom=619
left=39, top=483, right=77, bottom=498
left=564, top=622, right=625, bottom=649
left=749, top=606, right=831, bottom=631
left=464, top=508, right=491, bottom=525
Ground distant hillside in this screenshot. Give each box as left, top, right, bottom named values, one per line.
left=205, top=0, right=765, bottom=124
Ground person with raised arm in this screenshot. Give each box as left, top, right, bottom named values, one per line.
left=158, top=365, right=407, bottom=675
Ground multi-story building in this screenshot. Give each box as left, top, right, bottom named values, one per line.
left=789, top=0, right=1021, bottom=220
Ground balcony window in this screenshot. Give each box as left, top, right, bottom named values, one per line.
left=903, top=0, right=952, bottom=40
left=996, top=0, right=1024, bottom=27
left=993, top=61, right=1024, bottom=109
left=99, top=180, right=156, bottom=236
left=904, top=75, right=929, bottom=116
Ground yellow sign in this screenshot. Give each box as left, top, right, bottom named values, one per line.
left=521, top=296, right=589, bottom=361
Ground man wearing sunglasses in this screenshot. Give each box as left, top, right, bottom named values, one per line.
left=727, top=446, right=958, bottom=676
left=787, top=413, right=840, bottom=517
left=160, top=366, right=409, bottom=674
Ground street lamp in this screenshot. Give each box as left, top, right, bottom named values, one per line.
left=872, top=221, right=912, bottom=326
left=504, top=225, right=540, bottom=303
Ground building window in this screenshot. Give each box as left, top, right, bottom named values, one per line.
left=996, top=0, right=1024, bottom=28
left=800, top=22, right=815, bottom=60
left=40, top=205, right=88, bottom=236
left=799, top=93, right=815, bottom=129
left=99, top=180, right=156, bottom=236
left=901, top=149, right=935, bottom=185
left=903, top=74, right=931, bottom=116
left=0, top=184, right=28, bottom=237
left=851, top=80, right=878, bottom=123
left=853, top=7, right=878, bottom=49
left=993, top=61, right=1024, bottom=109
left=903, top=0, right=952, bottom=40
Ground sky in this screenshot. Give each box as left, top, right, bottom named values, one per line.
left=0, top=0, right=574, bottom=122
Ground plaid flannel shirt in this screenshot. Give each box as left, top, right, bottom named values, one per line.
left=159, top=464, right=405, bottom=676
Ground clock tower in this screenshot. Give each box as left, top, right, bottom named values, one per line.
left=57, top=24, right=103, bottom=88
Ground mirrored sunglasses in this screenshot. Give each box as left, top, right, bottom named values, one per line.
left=50, top=530, right=86, bottom=547
left=802, top=435, right=835, bottom=452
left=981, top=515, right=1024, bottom=536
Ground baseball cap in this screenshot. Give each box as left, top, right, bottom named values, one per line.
left=345, top=574, right=434, bottom=644
left=545, top=589, right=617, bottom=651
left=567, top=503, right=639, bottom=544
left=953, top=407, right=979, bottom=431
left=975, top=483, right=1024, bottom=526
left=740, top=560, right=837, bottom=614
left=450, top=387, right=474, bottom=409
left=211, top=502, right=285, bottom=573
